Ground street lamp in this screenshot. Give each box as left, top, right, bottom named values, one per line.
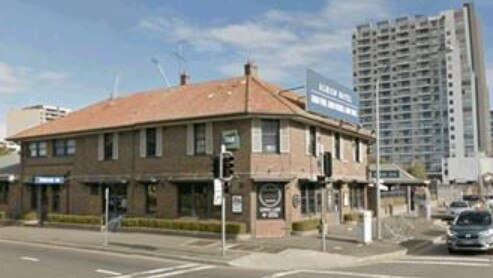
left=374, top=64, right=389, bottom=240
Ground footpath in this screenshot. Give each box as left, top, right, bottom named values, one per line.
left=0, top=215, right=447, bottom=271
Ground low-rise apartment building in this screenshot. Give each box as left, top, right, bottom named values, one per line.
left=7, top=64, right=374, bottom=237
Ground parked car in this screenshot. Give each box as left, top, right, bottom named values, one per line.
left=447, top=201, right=470, bottom=216
left=446, top=209, right=493, bottom=253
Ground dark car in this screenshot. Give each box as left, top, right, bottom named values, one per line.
left=446, top=209, right=493, bottom=253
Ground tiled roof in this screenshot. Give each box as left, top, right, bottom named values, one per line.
left=9, top=74, right=373, bottom=141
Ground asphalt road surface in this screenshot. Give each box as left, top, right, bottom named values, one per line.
left=1, top=239, right=493, bottom=278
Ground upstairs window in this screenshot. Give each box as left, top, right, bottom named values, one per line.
left=104, top=133, right=114, bottom=160
left=54, top=139, right=76, bottom=156
left=354, top=138, right=361, bottom=163
left=262, top=120, right=280, bottom=153
left=28, top=141, right=47, bottom=157
left=98, top=133, right=118, bottom=161
left=309, top=126, right=317, bottom=156
left=334, top=133, right=341, bottom=160
left=146, top=128, right=157, bottom=157
left=194, top=123, right=206, bottom=155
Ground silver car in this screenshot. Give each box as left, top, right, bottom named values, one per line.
left=447, top=201, right=470, bottom=216
left=446, top=209, right=493, bottom=253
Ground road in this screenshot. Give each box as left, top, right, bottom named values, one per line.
left=1, top=239, right=493, bottom=278
left=0, top=240, right=271, bottom=278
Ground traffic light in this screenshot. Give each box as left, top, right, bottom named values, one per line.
left=223, top=181, right=231, bottom=194
left=323, top=152, right=332, bottom=177
left=222, top=153, right=235, bottom=180
left=212, top=155, right=220, bottom=179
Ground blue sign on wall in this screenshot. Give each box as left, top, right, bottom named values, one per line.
left=306, top=69, right=359, bottom=125
left=34, top=176, right=65, bottom=185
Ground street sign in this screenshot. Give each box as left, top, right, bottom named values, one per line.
left=213, top=179, right=222, bottom=206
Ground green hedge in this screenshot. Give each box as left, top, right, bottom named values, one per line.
left=44, top=214, right=246, bottom=235
left=292, top=218, right=320, bottom=231
left=343, top=212, right=361, bottom=222
left=48, top=214, right=101, bottom=225
left=21, top=211, right=38, bottom=220
left=122, top=217, right=246, bottom=234
left=0, top=211, right=5, bottom=219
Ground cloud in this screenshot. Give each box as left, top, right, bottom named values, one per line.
left=0, top=122, right=5, bottom=139
left=0, top=61, right=68, bottom=94
left=138, top=0, right=390, bottom=84
left=36, top=71, right=69, bottom=84
left=0, top=62, right=30, bottom=93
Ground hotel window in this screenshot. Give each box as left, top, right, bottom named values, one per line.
left=104, top=133, right=114, bottom=160
left=334, top=133, right=341, bottom=159
left=354, top=138, right=361, bottom=162
left=54, top=139, right=76, bottom=156
left=309, top=126, right=317, bottom=156
left=262, top=120, right=280, bottom=153
left=178, top=183, right=220, bottom=219
left=194, top=124, right=206, bottom=155
left=28, top=141, right=47, bottom=157
left=301, top=183, right=322, bottom=215
left=0, top=184, right=8, bottom=204
left=349, top=186, right=365, bottom=209
left=146, top=128, right=157, bottom=157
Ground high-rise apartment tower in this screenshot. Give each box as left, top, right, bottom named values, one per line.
left=352, top=3, right=490, bottom=178
left=6, top=105, right=71, bottom=138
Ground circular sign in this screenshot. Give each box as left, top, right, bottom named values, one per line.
left=258, top=183, right=282, bottom=208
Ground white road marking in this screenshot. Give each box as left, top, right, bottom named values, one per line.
left=113, top=264, right=198, bottom=278
left=265, top=270, right=423, bottom=278
left=20, top=256, right=40, bottom=262
left=264, top=270, right=301, bottom=278
left=95, top=269, right=122, bottom=276
left=146, top=265, right=215, bottom=278
left=384, top=260, right=492, bottom=267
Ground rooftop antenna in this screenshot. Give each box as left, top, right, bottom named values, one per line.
left=111, top=71, right=120, bottom=99
left=173, top=40, right=187, bottom=74
left=151, top=57, right=171, bottom=88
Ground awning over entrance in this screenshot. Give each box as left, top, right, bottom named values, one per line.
left=168, top=176, right=213, bottom=183
left=74, top=175, right=130, bottom=184
left=0, top=174, right=16, bottom=182
left=251, top=175, right=295, bottom=183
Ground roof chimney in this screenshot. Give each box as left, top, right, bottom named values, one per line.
left=244, top=61, right=258, bottom=77
left=180, top=72, right=189, bottom=86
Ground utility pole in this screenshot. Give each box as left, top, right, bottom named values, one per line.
left=104, top=187, right=109, bottom=247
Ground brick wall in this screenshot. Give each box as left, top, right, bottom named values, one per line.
left=14, top=117, right=371, bottom=237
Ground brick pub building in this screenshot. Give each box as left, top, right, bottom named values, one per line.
left=8, top=63, right=374, bottom=237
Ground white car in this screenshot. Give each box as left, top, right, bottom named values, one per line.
left=447, top=201, right=470, bottom=216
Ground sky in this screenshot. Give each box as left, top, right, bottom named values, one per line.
left=0, top=0, right=492, bottom=138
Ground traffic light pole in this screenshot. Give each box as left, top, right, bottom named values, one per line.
left=220, top=144, right=226, bottom=257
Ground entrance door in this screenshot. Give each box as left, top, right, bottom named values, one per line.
left=101, top=184, right=128, bottom=215
left=29, top=185, right=48, bottom=210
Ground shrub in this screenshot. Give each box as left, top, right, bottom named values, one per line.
left=343, top=212, right=360, bottom=223
left=48, top=214, right=101, bottom=225
left=292, top=218, right=320, bottom=231
left=121, top=217, right=246, bottom=234
left=21, top=211, right=38, bottom=220
left=0, top=211, right=5, bottom=219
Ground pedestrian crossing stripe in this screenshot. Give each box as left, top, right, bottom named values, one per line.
left=112, top=263, right=215, bottom=278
